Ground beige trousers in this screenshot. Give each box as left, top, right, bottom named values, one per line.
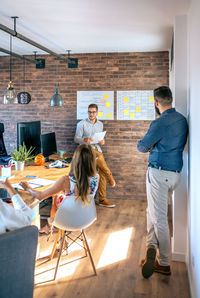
left=146, top=167, right=180, bottom=266
left=93, top=148, right=112, bottom=201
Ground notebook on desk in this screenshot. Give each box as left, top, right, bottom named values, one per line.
left=12, top=178, right=56, bottom=190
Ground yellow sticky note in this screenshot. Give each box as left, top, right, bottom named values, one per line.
left=136, top=106, right=141, bottom=112
left=107, top=113, right=112, bottom=119
left=124, top=97, right=129, bottom=103
left=98, top=112, right=103, bottom=117
left=130, top=113, right=135, bottom=118
left=124, top=109, right=129, bottom=115
left=103, top=94, right=108, bottom=100
left=106, top=102, right=110, bottom=107
left=149, top=96, right=154, bottom=102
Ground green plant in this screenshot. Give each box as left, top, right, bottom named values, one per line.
left=11, top=143, right=35, bottom=162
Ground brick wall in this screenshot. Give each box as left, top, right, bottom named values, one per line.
left=0, top=51, right=169, bottom=200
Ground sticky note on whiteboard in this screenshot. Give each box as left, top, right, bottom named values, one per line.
left=107, top=114, right=112, bottom=119
left=124, top=109, right=129, bottom=115
left=98, top=112, right=103, bottom=117
left=136, top=106, right=141, bottom=112
left=130, top=113, right=135, bottom=118
left=103, top=94, right=108, bottom=100
left=149, top=96, right=154, bottom=102
left=124, top=97, right=129, bottom=103
left=106, top=102, right=110, bottom=107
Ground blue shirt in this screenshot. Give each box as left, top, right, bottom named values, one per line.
left=137, top=108, right=188, bottom=172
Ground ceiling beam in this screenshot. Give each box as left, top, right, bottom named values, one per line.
left=0, top=47, right=39, bottom=64
left=0, top=23, right=67, bottom=62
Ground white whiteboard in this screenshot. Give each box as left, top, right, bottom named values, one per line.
left=117, top=90, right=155, bottom=120
left=77, top=91, right=114, bottom=120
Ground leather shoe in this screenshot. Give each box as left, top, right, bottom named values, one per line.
left=154, top=259, right=171, bottom=275
left=141, top=246, right=156, bottom=279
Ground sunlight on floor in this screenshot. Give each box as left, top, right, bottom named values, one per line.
left=97, top=227, right=134, bottom=269
left=35, top=257, right=81, bottom=284
left=35, top=236, right=92, bottom=283
left=35, top=225, right=134, bottom=283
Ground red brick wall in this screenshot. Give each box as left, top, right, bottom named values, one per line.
left=0, top=52, right=169, bottom=200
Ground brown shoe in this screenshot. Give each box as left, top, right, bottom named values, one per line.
left=141, top=246, right=156, bottom=279
left=108, top=174, right=116, bottom=187
left=154, top=259, right=171, bottom=275
left=98, top=199, right=116, bottom=208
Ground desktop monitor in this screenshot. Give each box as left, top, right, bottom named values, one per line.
left=17, top=121, right=41, bottom=156
left=40, top=132, right=57, bottom=162
left=0, top=123, right=8, bottom=157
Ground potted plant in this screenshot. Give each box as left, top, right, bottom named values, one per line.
left=11, top=143, right=35, bottom=170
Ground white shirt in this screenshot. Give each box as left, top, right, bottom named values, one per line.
left=74, top=118, right=103, bottom=152
left=0, top=194, right=33, bottom=234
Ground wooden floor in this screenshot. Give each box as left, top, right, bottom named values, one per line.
left=34, top=199, right=190, bottom=298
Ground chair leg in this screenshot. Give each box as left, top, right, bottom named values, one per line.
left=54, top=230, right=65, bottom=280
left=50, top=229, right=61, bottom=260
left=82, top=230, right=97, bottom=275
left=81, top=233, right=87, bottom=256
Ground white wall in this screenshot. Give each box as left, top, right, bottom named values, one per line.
left=187, top=0, right=200, bottom=297
left=171, top=15, right=188, bottom=262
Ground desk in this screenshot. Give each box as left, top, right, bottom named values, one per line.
left=9, top=154, right=71, bottom=228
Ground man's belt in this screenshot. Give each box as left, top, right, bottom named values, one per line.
left=148, top=164, right=180, bottom=173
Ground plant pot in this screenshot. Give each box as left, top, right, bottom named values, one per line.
left=14, top=161, right=25, bottom=171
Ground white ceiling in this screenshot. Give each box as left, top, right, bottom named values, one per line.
left=0, top=0, right=190, bottom=56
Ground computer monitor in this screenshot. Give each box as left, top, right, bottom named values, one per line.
left=17, top=121, right=41, bottom=156
left=0, top=123, right=8, bottom=157
left=40, top=132, right=57, bottom=162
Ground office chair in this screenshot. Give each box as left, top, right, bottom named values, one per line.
left=0, top=226, right=38, bottom=298
left=49, top=195, right=97, bottom=280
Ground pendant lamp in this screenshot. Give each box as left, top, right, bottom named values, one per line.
left=50, top=60, right=64, bottom=106
left=4, top=35, right=17, bottom=104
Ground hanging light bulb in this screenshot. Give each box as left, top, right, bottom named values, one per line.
left=4, top=81, right=17, bottom=104
left=50, top=59, right=64, bottom=106
left=4, top=35, right=17, bottom=104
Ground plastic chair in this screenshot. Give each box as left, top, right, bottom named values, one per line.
left=50, top=195, right=97, bottom=280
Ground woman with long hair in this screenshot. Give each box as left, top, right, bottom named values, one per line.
left=20, top=144, right=99, bottom=234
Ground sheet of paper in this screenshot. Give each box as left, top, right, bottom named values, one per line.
left=90, top=131, right=106, bottom=144
left=29, top=178, right=55, bottom=186
left=12, top=178, right=55, bottom=190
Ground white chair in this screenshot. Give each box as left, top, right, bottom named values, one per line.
left=50, top=195, right=97, bottom=280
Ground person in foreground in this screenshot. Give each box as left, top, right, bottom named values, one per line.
left=137, top=86, right=188, bottom=279
left=74, top=103, right=116, bottom=208
left=20, top=144, right=99, bottom=234
left=0, top=178, right=33, bottom=234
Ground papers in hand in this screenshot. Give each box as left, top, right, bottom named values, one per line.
left=90, top=131, right=106, bottom=144
left=12, top=178, right=55, bottom=190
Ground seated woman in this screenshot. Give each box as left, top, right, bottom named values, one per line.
left=0, top=178, right=33, bottom=234
left=20, top=144, right=99, bottom=234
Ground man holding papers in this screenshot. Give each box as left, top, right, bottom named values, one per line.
left=74, top=103, right=116, bottom=207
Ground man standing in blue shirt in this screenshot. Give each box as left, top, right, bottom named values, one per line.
left=137, top=86, right=188, bottom=279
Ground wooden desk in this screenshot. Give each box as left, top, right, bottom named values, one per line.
left=9, top=154, right=71, bottom=228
